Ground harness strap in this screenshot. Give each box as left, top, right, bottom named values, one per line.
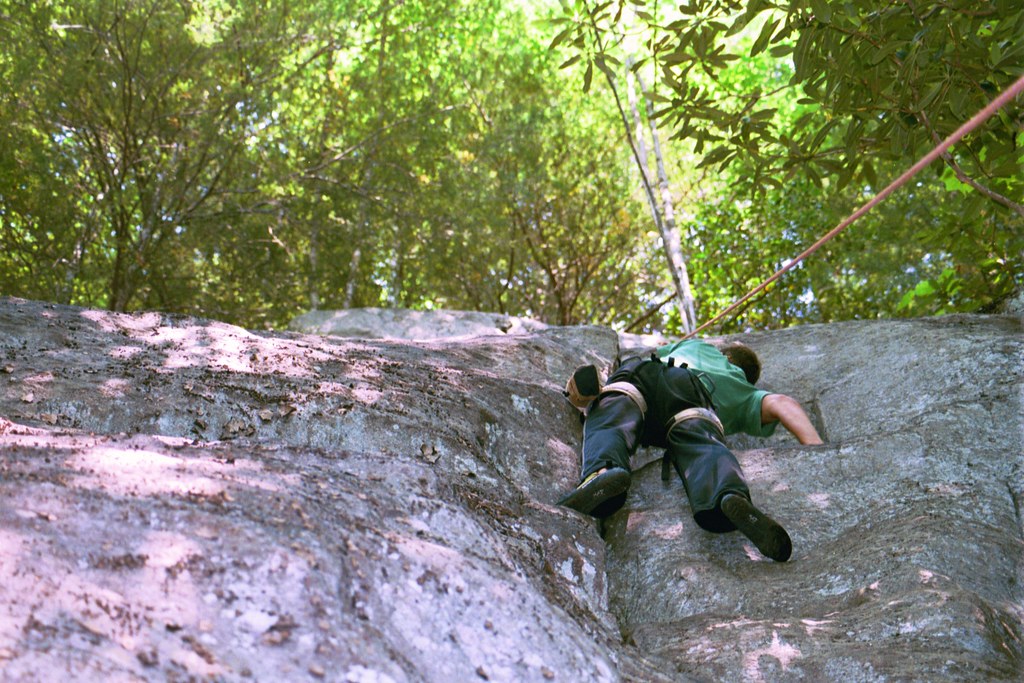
left=600, top=381, right=648, bottom=415
left=666, top=406, right=724, bottom=437
left=661, top=407, right=725, bottom=481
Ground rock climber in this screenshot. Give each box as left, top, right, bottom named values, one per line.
left=558, top=338, right=823, bottom=562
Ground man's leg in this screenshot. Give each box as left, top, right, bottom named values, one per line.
left=581, top=393, right=642, bottom=479
left=664, top=418, right=749, bottom=532
left=558, top=393, right=642, bottom=518
left=665, top=418, right=791, bottom=561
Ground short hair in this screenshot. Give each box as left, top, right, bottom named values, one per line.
left=718, top=341, right=761, bottom=385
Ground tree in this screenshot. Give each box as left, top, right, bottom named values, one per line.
left=283, top=0, right=651, bottom=326
left=550, top=0, right=1023, bottom=331
left=2, top=1, right=1017, bottom=333
left=0, top=0, right=331, bottom=317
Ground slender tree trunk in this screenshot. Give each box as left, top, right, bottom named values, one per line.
left=343, top=247, right=361, bottom=308
left=344, top=2, right=391, bottom=309
left=308, top=222, right=320, bottom=310
left=625, top=58, right=696, bottom=333
left=110, top=207, right=133, bottom=312
left=637, top=68, right=697, bottom=331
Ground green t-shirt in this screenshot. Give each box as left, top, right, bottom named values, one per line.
left=655, top=339, right=778, bottom=437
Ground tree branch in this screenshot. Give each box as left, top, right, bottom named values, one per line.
left=624, top=291, right=675, bottom=333
left=917, top=101, right=1024, bottom=219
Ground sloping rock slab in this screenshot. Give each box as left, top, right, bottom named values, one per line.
left=605, top=315, right=1024, bottom=681
left=0, top=298, right=671, bottom=682
left=0, top=297, right=1021, bottom=682
left=288, top=308, right=550, bottom=340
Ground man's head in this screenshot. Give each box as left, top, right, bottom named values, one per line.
left=718, top=341, right=761, bottom=385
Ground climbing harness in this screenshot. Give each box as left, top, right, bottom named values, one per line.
left=599, top=381, right=648, bottom=415
left=685, top=73, right=1024, bottom=340
left=661, top=407, right=725, bottom=482
left=666, top=406, right=723, bottom=437
left=659, top=352, right=716, bottom=410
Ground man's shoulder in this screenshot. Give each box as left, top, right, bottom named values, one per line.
left=657, top=338, right=723, bottom=366
left=656, top=338, right=712, bottom=356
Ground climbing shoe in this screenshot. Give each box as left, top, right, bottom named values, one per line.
left=720, top=494, right=792, bottom=562
left=564, top=364, right=602, bottom=409
left=557, top=467, right=630, bottom=518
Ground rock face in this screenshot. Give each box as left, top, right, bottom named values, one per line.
left=288, top=307, right=550, bottom=340
left=0, top=297, right=1021, bottom=682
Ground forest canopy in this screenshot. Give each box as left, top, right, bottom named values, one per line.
left=1, top=0, right=1021, bottom=334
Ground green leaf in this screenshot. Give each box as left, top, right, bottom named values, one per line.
left=940, top=167, right=971, bottom=193
left=809, top=0, right=832, bottom=22
left=862, top=159, right=878, bottom=188
left=594, top=55, right=617, bottom=83
left=548, top=26, right=574, bottom=50
left=559, top=54, right=582, bottom=69
left=644, top=91, right=671, bottom=103
left=698, top=145, right=732, bottom=168
left=989, top=157, right=1023, bottom=177
left=918, top=81, right=945, bottom=110
left=871, top=41, right=904, bottom=65
left=750, top=107, right=777, bottom=121
left=914, top=280, right=936, bottom=296
left=727, top=0, right=770, bottom=36
left=750, top=18, right=780, bottom=57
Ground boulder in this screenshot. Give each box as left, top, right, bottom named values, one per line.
left=0, top=297, right=1020, bottom=682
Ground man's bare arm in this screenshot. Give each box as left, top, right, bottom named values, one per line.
left=761, top=393, right=823, bottom=445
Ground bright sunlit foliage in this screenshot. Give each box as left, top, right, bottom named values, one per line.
left=1, top=0, right=1020, bottom=334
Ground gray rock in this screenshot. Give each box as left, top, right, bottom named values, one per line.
left=997, top=289, right=1024, bottom=316
left=0, top=297, right=1020, bottom=682
left=289, top=307, right=550, bottom=340
left=607, top=316, right=1023, bottom=682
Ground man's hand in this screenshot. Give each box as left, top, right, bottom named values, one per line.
left=761, top=393, right=823, bottom=445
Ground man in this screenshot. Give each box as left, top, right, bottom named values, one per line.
left=558, top=338, right=822, bottom=562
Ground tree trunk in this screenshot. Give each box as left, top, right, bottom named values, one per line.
left=309, top=222, right=320, bottom=311
left=625, top=59, right=695, bottom=333
left=343, top=247, right=361, bottom=308
left=637, top=68, right=697, bottom=332
left=344, top=2, right=392, bottom=309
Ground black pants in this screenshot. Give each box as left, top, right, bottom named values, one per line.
left=580, top=358, right=750, bottom=531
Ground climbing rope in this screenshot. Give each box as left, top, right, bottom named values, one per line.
left=685, top=73, right=1024, bottom=340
